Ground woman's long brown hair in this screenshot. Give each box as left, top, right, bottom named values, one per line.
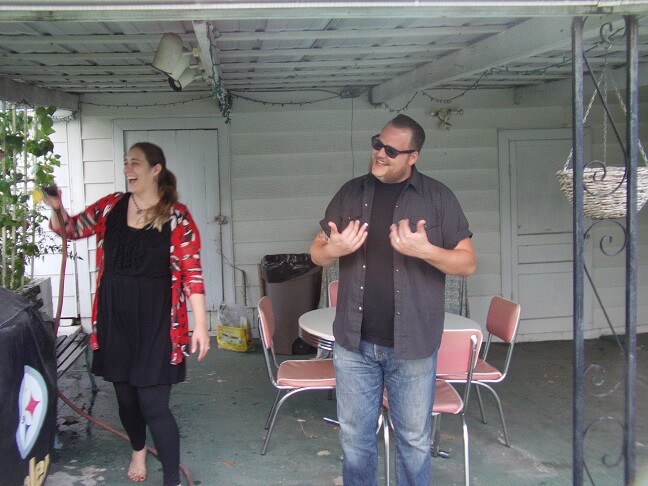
left=128, top=142, right=178, bottom=231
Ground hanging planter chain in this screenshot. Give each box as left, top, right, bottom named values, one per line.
left=556, top=45, right=648, bottom=220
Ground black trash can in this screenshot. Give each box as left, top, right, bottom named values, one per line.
left=259, top=254, right=322, bottom=355
left=0, top=287, right=57, bottom=485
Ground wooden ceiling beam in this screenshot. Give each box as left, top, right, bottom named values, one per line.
left=193, top=20, right=219, bottom=92
left=219, top=58, right=424, bottom=71
left=222, top=66, right=405, bottom=78
left=0, top=75, right=79, bottom=110
left=0, top=26, right=505, bottom=46
left=0, top=43, right=463, bottom=63
left=0, top=52, right=157, bottom=62
left=514, top=62, right=648, bottom=105
left=213, top=25, right=506, bottom=42
left=0, top=65, right=157, bottom=74
left=0, top=33, right=195, bottom=45
left=1, top=2, right=648, bottom=22
left=217, top=43, right=466, bottom=59
left=369, top=16, right=627, bottom=103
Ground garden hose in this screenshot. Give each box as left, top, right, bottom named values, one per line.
left=32, top=185, right=65, bottom=336
left=57, top=390, right=194, bottom=485
left=41, top=189, right=194, bottom=485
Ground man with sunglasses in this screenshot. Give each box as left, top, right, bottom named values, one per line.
left=310, top=114, right=476, bottom=485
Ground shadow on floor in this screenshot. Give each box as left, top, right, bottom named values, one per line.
left=49, top=334, right=648, bottom=485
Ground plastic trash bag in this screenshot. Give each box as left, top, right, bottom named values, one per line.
left=216, top=303, right=253, bottom=352
left=260, top=253, right=316, bottom=283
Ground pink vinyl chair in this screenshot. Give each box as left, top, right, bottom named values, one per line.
left=328, top=280, right=339, bottom=307
left=380, top=328, right=482, bottom=486
left=257, top=296, right=336, bottom=454
left=439, top=296, right=521, bottom=447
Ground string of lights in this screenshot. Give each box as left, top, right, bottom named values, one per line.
left=76, top=23, right=627, bottom=118
left=231, top=91, right=341, bottom=105
left=7, top=99, right=37, bottom=109
left=81, top=95, right=214, bottom=109
left=208, top=24, right=233, bottom=123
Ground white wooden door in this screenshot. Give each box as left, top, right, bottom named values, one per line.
left=123, top=129, right=224, bottom=315
left=499, top=129, right=593, bottom=341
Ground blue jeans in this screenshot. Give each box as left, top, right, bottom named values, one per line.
left=334, top=340, right=438, bottom=486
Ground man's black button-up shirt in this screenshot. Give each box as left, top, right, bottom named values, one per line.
left=320, top=166, right=472, bottom=359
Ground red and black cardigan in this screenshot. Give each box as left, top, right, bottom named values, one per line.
left=52, top=192, right=205, bottom=365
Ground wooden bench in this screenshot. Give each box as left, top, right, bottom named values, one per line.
left=56, top=324, right=97, bottom=393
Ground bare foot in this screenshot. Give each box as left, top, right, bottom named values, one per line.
left=127, top=448, right=147, bottom=482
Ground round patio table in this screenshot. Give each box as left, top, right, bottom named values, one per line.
left=299, top=307, right=481, bottom=351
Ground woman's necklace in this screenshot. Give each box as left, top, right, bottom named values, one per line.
left=132, top=195, right=145, bottom=215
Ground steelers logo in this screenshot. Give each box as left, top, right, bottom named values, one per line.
left=15, top=366, right=48, bottom=459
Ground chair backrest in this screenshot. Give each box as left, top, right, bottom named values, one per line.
left=328, top=280, right=339, bottom=307
left=437, top=329, right=482, bottom=409
left=257, top=296, right=275, bottom=350
left=444, top=275, right=469, bottom=317
left=257, top=296, right=281, bottom=384
left=437, top=329, right=482, bottom=376
left=486, top=296, right=521, bottom=344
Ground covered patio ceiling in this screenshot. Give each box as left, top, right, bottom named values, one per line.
left=0, top=1, right=647, bottom=111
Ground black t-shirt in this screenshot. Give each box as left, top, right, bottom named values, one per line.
left=361, top=177, right=407, bottom=347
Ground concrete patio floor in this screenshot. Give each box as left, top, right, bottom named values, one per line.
left=48, top=333, right=648, bottom=485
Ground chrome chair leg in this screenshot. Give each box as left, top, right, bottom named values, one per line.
left=262, top=390, right=296, bottom=455
left=377, top=408, right=395, bottom=486
left=475, top=384, right=487, bottom=423
left=383, top=410, right=391, bottom=486
left=431, top=414, right=450, bottom=458
left=264, top=390, right=282, bottom=430
left=477, top=382, right=511, bottom=447
left=461, top=416, right=470, bottom=486
left=323, top=417, right=339, bottom=426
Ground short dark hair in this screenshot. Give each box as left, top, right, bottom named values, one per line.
left=385, top=114, right=425, bottom=151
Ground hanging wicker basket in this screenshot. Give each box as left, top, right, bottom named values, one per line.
left=556, top=166, right=648, bottom=219
left=556, top=65, right=648, bottom=220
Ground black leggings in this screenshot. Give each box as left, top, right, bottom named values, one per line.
left=113, top=382, right=180, bottom=486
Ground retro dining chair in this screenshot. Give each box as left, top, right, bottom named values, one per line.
left=439, top=296, right=521, bottom=447
left=328, top=280, right=339, bottom=307
left=257, top=296, right=336, bottom=455
left=444, top=275, right=469, bottom=317
left=380, top=328, right=482, bottom=486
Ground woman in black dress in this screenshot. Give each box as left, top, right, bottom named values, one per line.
left=47, top=142, right=210, bottom=485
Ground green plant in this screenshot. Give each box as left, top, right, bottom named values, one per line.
left=0, top=103, right=61, bottom=290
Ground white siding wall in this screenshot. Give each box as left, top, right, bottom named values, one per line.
left=29, top=118, right=82, bottom=323
left=33, top=88, right=647, bottom=340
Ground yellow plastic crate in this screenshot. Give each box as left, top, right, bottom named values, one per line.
left=216, top=322, right=252, bottom=352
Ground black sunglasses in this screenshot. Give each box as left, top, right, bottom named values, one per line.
left=370, top=135, right=417, bottom=158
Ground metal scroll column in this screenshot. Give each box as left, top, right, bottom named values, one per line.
left=572, top=15, right=639, bottom=485
left=571, top=17, right=585, bottom=486
left=623, top=15, right=638, bottom=486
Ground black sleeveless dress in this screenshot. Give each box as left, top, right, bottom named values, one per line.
left=92, top=194, right=185, bottom=386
